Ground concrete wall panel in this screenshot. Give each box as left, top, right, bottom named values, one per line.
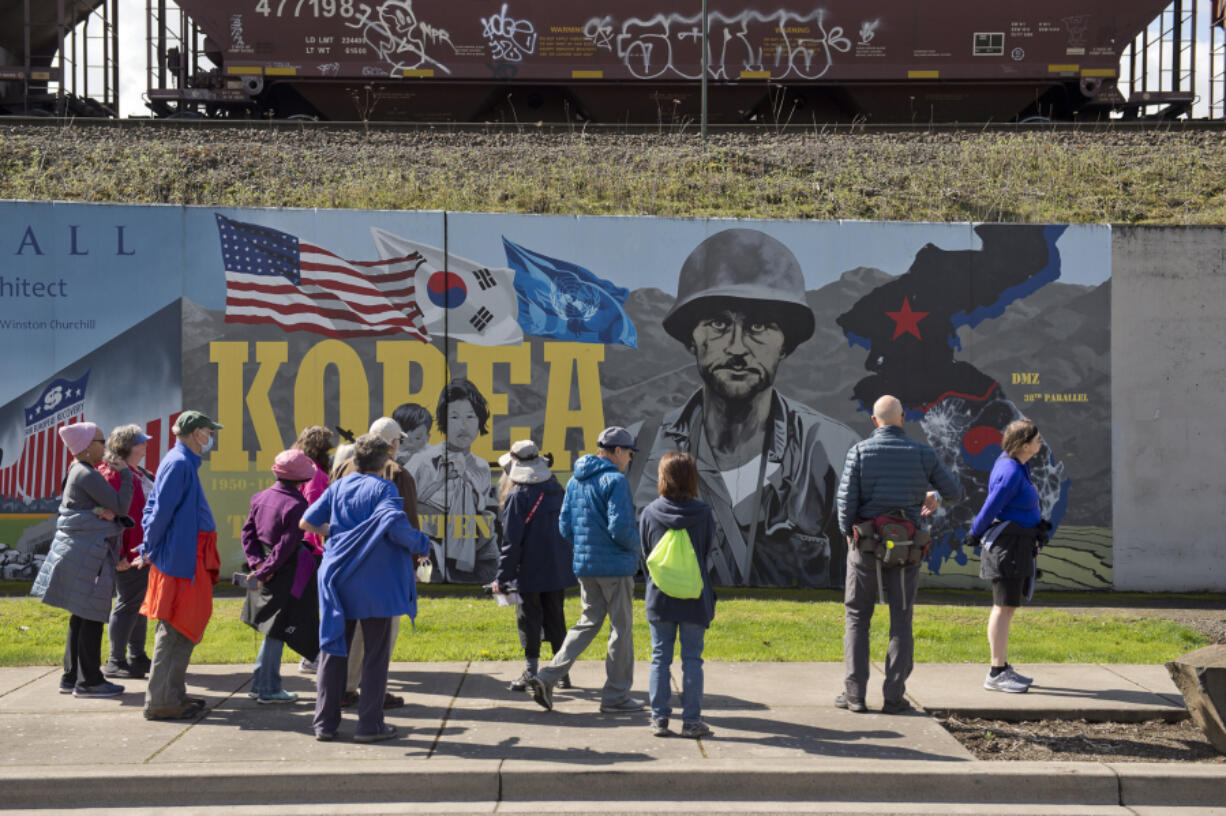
left=1112, top=226, right=1226, bottom=591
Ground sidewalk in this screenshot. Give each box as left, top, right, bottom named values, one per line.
left=0, top=660, right=1216, bottom=812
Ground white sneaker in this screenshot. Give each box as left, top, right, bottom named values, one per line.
left=1004, top=664, right=1033, bottom=686
left=984, top=668, right=1029, bottom=693
left=299, top=658, right=317, bottom=674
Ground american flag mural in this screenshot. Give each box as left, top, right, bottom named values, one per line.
left=0, top=374, right=88, bottom=502
left=217, top=214, right=429, bottom=341
left=0, top=369, right=181, bottom=503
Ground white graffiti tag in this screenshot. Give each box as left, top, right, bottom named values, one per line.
left=346, top=0, right=455, bottom=76
left=481, top=4, right=537, bottom=63
left=610, top=10, right=852, bottom=81
left=858, top=19, right=879, bottom=46
left=583, top=16, right=615, bottom=51
left=230, top=14, right=248, bottom=50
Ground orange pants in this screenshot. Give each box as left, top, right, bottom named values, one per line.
left=141, top=531, right=220, bottom=644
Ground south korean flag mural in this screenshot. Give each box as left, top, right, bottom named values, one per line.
left=371, top=229, right=522, bottom=346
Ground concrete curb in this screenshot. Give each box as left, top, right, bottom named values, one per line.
left=2, top=759, right=1223, bottom=809
left=921, top=706, right=1189, bottom=724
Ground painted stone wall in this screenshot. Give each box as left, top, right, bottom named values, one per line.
left=0, top=203, right=1115, bottom=589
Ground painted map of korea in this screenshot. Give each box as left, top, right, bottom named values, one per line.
left=835, top=225, right=1071, bottom=572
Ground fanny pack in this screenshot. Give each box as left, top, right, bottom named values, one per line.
left=853, top=510, right=931, bottom=568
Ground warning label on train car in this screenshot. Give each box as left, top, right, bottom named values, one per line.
left=974, top=33, right=1005, bottom=57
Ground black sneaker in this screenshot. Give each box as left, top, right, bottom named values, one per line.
left=103, top=660, right=142, bottom=679
left=509, top=670, right=534, bottom=692
left=527, top=676, right=553, bottom=711
left=128, top=654, right=152, bottom=675
left=881, top=697, right=915, bottom=715
left=74, top=681, right=125, bottom=698
left=834, top=693, right=867, bottom=713
left=556, top=673, right=573, bottom=690
left=354, top=724, right=398, bottom=744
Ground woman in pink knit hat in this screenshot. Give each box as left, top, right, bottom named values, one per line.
left=31, top=421, right=134, bottom=698
left=239, top=449, right=321, bottom=704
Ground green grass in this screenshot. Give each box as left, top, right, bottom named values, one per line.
left=4, top=126, right=1226, bottom=224
left=0, top=596, right=1204, bottom=667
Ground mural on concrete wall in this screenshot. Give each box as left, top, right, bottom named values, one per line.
left=0, top=203, right=1111, bottom=589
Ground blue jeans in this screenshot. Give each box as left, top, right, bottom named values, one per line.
left=648, top=620, right=705, bottom=724
left=251, top=636, right=285, bottom=697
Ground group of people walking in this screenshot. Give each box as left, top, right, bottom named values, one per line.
left=31, top=391, right=1050, bottom=740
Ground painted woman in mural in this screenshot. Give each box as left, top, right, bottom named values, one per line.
left=635, top=229, right=860, bottom=588
left=834, top=225, right=1071, bottom=570
left=407, top=379, right=499, bottom=583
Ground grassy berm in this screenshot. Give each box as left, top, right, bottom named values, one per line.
left=1, top=123, right=1224, bottom=222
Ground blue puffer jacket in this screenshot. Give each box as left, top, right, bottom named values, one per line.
left=560, top=454, right=639, bottom=578
left=836, top=424, right=962, bottom=538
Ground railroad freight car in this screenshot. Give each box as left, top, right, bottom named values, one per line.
left=144, top=0, right=1174, bottom=122
left=0, top=0, right=1185, bottom=122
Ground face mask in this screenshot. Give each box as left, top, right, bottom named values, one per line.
left=199, top=432, right=214, bottom=453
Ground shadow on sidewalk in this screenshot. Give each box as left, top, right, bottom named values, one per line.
left=1028, top=685, right=1183, bottom=706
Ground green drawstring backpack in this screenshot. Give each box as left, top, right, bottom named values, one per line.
left=645, top=527, right=703, bottom=599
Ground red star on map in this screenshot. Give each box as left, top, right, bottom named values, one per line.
left=886, top=297, right=929, bottom=340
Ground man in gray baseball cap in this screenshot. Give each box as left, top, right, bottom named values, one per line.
left=635, top=228, right=860, bottom=588
left=528, top=426, right=642, bottom=713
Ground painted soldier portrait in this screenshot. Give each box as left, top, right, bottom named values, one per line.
left=634, top=229, right=859, bottom=588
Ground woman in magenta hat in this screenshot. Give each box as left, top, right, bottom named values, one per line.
left=31, top=421, right=134, bottom=698
left=239, top=449, right=321, bottom=704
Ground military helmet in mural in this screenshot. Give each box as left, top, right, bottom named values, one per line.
left=663, top=228, right=815, bottom=352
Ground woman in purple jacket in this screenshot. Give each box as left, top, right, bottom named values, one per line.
left=639, top=451, right=717, bottom=740
left=240, top=449, right=318, bottom=704
left=966, top=418, right=1045, bottom=694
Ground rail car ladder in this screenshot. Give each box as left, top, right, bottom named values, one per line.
left=1122, top=0, right=1199, bottom=118
left=0, top=0, right=117, bottom=116
left=1211, top=1, right=1226, bottom=117
left=145, top=0, right=210, bottom=117
left=65, top=0, right=119, bottom=116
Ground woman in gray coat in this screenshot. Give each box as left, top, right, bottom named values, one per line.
left=31, top=422, right=133, bottom=698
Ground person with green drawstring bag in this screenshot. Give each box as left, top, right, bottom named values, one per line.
left=639, top=451, right=717, bottom=740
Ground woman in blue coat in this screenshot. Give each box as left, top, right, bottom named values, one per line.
left=493, top=440, right=577, bottom=691
left=300, top=434, right=430, bottom=743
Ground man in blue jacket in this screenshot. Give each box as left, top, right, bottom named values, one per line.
left=529, top=427, right=643, bottom=713
left=140, top=410, right=221, bottom=721
left=835, top=395, right=961, bottom=714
